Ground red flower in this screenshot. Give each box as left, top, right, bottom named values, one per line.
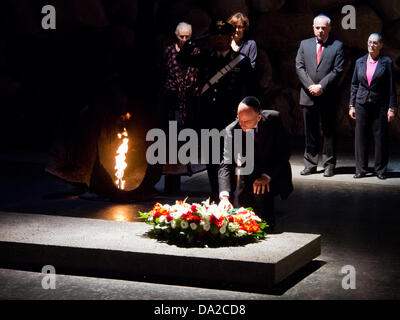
left=239, top=220, right=261, bottom=233
left=210, top=215, right=225, bottom=228
left=153, top=211, right=161, bottom=219
left=166, top=214, right=173, bottom=222
left=192, top=215, right=201, bottom=224
left=191, top=205, right=197, bottom=212
left=182, top=211, right=194, bottom=221
left=228, top=215, right=234, bottom=223
left=152, top=203, right=169, bottom=218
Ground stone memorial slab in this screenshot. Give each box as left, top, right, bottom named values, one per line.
left=0, top=212, right=321, bottom=289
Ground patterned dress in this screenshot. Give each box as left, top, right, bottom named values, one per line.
left=162, top=44, right=199, bottom=127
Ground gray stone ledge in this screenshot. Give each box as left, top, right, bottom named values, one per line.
left=0, top=212, right=321, bottom=289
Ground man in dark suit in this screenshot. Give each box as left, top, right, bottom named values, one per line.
left=178, top=20, right=257, bottom=201
left=218, top=96, right=293, bottom=231
left=296, top=14, right=344, bottom=177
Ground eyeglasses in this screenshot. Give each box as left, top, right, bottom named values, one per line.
left=368, top=41, right=380, bottom=46
left=236, top=114, right=260, bottom=126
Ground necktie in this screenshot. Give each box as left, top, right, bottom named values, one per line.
left=317, top=42, right=323, bottom=65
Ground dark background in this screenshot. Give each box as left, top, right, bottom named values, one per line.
left=0, top=0, right=399, bottom=153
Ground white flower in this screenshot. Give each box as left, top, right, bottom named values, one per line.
left=171, top=220, right=176, bottom=229
left=181, top=220, right=189, bottom=229
left=203, top=222, right=210, bottom=231
left=159, top=215, right=166, bottom=223
left=190, top=223, right=198, bottom=230
left=238, top=230, right=247, bottom=237
left=201, top=212, right=211, bottom=221
left=212, top=207, right=224, bottom=219
left=219, top=226, right=226, bottom=234
left=228, top=222, right=239, bottom=232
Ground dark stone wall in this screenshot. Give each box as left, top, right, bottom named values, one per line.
left=0, top=0, right=399, bottom=151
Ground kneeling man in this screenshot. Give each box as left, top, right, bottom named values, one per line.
left=218, top=96, right=293, bottom=231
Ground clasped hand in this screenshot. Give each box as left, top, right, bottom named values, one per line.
left=308, top=84, right=323, bottom=96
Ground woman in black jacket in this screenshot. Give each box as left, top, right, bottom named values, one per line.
left=349, top=33, right=397, bottom=179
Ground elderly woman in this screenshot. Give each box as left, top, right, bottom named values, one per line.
left=227, top=12, right=257, bottom=69
left=349, top=33, right=398, bottom=180
left=161, top=22, right=199, bottom=128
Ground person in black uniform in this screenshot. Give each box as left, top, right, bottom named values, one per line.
left=177, top=20, right=257, bottom=201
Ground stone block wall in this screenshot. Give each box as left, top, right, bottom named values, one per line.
left=0, top=0, right=399, bottom=150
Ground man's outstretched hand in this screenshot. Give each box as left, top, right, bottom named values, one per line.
left=218, top=196, right=233, bottom=211
left=253, top=176, right=271, bottom=195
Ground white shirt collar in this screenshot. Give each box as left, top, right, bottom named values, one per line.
left=316, top=37, right=328, bottom=44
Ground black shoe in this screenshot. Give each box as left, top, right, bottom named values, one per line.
left=377, top=174, right=386, bottom=180
left=300, top=168, right=316, bottom=176
left=353, top=173, right=366, bottom=179
left=265, top=216, right=276, bottom=233
left=323, top=167, right=335, bottom=177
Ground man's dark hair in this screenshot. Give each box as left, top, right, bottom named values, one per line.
left=240, top=96, right=261, bottom=113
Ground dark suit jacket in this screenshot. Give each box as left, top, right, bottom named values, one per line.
left=349, top=54, right=398, bottom=108
left=296, top=37, right=344, bottom=106
left=218, top=110, right=293, bottom=200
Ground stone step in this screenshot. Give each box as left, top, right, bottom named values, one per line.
left=0, top=212, right=321, bottom=290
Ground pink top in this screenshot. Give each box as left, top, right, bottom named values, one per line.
left=366, top=58, right=378, bottom=86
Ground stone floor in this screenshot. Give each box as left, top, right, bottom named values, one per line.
left=0, top=138, right=399, bottom=300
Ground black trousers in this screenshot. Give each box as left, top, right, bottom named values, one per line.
left=230, top=175, right=275, bottom=226
left=302, top=103, right=336, bottom=170
left=207, top=163, right=220, bottom=201
left=355, top=103, right=389, bottom=175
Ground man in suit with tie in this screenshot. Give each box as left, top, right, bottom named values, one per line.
left=218, top=96, right=293, bottom=232
left=296, top=14, right=344, bottom=177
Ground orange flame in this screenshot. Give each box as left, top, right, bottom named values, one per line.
left=115, top=127, right=129, bottom=190
left=121, top=112, right=131, bottom=121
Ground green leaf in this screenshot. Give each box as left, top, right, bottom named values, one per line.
left=138, top=211, right=149, bottom=219
left=210, top=225, right=219, bottom=235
